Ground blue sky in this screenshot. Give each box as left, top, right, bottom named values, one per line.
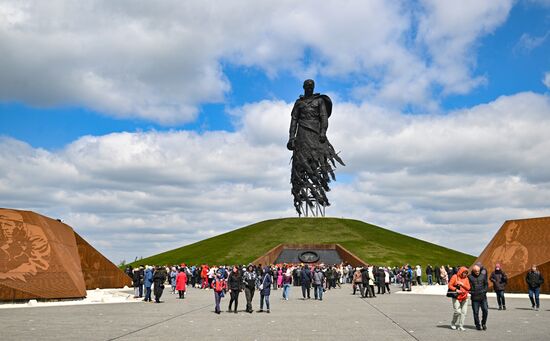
left=0, top=1, right=549, bottom=262
left=2, top=2, right=548, bottom=150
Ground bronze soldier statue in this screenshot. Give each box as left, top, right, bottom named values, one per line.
left=287, top=79, right=344, bottom=215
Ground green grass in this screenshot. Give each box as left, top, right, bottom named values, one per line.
left=129, top=217, right=476, bottom=267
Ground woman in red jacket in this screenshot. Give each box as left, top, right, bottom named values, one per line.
left=176, top=268, right=187, bottom=299
left=448, top=266, right=471, bottom=331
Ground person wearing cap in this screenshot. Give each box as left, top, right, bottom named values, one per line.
left=282, top=268, right=293, bottom=300
left=448, top=266, right=471, bottom=331
left=489, top=263, right=508, bottom=310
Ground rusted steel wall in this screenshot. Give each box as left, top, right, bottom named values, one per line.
left=0, top=209, right=86, bottom=300
left=75, top=232, right=131, bottom=289
left=1, top=208, right=130, bottom=301
left=474, top=217, right=550, bottom=294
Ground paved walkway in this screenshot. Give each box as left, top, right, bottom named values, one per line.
left=1, top=285, right=548, bottom=340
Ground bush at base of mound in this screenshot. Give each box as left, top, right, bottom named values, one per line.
left=130, top=218, right=476, bottom=268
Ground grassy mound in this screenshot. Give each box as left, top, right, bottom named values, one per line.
left=130, top=218, right=475, bottom=267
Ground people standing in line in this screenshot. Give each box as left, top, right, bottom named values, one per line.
left=301, top=265, right=312, bottom=299
left=469, top=264, right=489, bottom=331
left=176, top=267, right=187, bottom=299
left=448, top=267, right=471, bottom=331
left=282, top=268, right=292, bottom=300
left=313, top=266, right=325, bottom=300
left=426, top=265, right=433, bottom=285
left=526, top=264, right=544, bottom=311
left=227, top=265, right=242, bottom=313
left=489, top=263, right=507, bottom=310
left=153, top=266, right=166, bottom=303
left=211, top=272, right=227, bottom=314
left=243, top=264, right=257, bottom=313
left=143, top=265, right=154, bottom=302
left=258, top=267, right=272, bottom=313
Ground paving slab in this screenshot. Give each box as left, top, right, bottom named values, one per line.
left=0, top=285, right=548, bottom=340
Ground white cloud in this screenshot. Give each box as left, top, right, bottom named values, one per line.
left=0, top=0, right=515, bottom=122
left=1, top=92, right=549, bottom=262
left=544, top=71, right=550, bottom=89
left=514, top=31, right=550, bottom=54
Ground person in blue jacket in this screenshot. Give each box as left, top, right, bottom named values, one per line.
left=143, top=266, right=154, bottom=302
left=258, top=267, right=272, bottom=313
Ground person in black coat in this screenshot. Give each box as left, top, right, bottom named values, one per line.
left=300, top=265, right=312, bottom=299
left=489, top=263, right=508, bottom=310
left=153, top=266, right=167, bottom=303
left=469, top=264, right=489, bottom=330
left=227, top=266, right=242, bottom=313
left=526, top=265, right=544, bottom=311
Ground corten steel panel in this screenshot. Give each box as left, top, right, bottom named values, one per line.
left=75, top=232, right=131, bottom=289
left=505, top=260, right=550, bottom=294
left=474, top=217, right=550, bottom=293
left=0, top=209, right=86, bottom=300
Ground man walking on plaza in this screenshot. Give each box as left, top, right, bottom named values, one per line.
left=489, top=263, right=508, bottom=310
left=469, top=264, right=489, bottom=330
left=526, top=264, right=544, bottom=311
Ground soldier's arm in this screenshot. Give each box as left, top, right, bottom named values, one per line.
left=319, top=98, right=328, bottom=142
left=287, top=102, right=299, bottom=150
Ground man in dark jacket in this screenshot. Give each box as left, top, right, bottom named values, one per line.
left=152, top=266, right=166, bottom=303
left=300, top=265, right=312, bottom=299
left=242, top=264, right=257, bottom=313
left=426, top=265, right=433, bottom=285
left=360, top=268, right=371, bottom=298
left=434, top=265, right=441, bottom=285
left=489, top=263, right=508, bottom=310
left=526, top=264, right=544, bottom=311
left=469, top=264, right=489, bottom=330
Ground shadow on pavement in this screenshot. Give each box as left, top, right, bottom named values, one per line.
left=436, top=324, right=478, bottom=330
left=515, top=307, right=535, bottom=310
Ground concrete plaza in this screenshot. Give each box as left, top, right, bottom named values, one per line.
left=1, top=285, right=548, bottom=340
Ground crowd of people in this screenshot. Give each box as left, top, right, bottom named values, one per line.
left=124, top=261, right=545, bottom=329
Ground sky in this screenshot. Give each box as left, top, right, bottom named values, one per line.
left=1, top=0, right=549, bottom=264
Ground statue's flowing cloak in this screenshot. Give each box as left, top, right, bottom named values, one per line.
left=290, top=94, right=344, bottom=214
